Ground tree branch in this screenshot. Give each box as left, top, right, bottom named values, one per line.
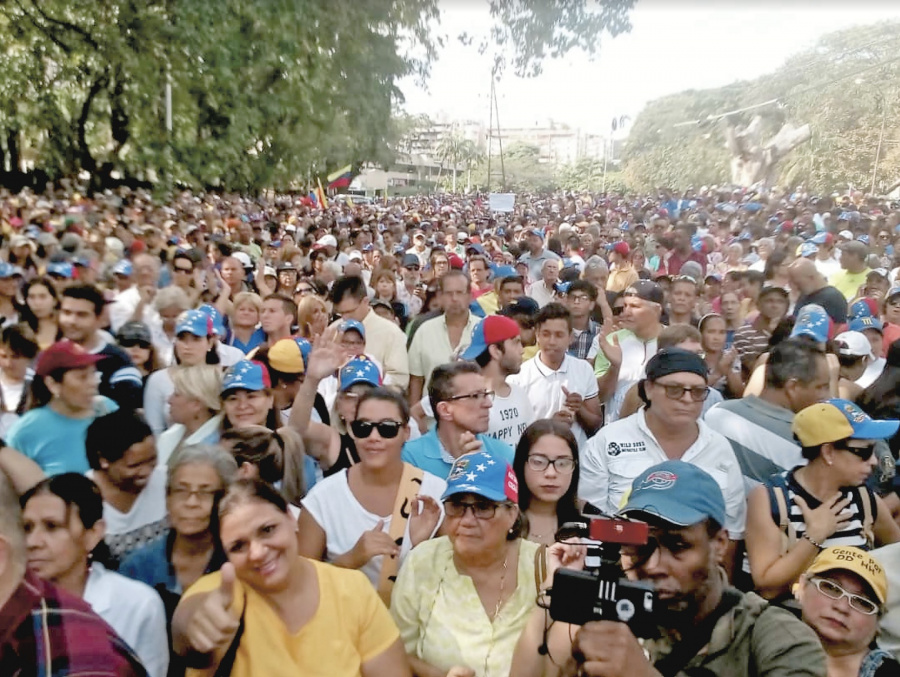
left=26, top=0, right=100, bottom=50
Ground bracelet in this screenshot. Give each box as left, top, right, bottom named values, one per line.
left=803, top=533, right=824, bottom=550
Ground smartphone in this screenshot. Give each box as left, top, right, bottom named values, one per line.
left=589, top=518, right=650, bottom=545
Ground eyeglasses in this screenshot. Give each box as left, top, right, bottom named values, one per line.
left=810, top=577, right=879, bottom=615
left=527, top=454, right=576, bottom=474
left=834, top=441, right=876, bottom=461
left=169, top=487, right=220, bottom=503
left=444, top=499, right=501, bottom=520
left=654, top=382, right=710, bottom=402
left=444, top=390, right=495, bottom=404
left=349, top=419, right=403, bottom=439
left=295, top=286, right=314, bottom=295
left=567, top=294, right=593, bottom=304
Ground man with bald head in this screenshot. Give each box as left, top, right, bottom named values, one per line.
left=789, top=257, right=848, bottom=325
left=0, top=473, right=146, bottom=675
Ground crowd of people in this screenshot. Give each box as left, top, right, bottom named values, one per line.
left=2, top=184, right=900, bottom=676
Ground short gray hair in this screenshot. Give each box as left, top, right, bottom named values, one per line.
left=167, top=444, right=238, bottom=489
left=584, top=255, right=609, bottom=275
left=154, top=285, right=191, bottom=312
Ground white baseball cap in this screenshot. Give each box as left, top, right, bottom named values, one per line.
left=834, top=330, right=874, bottom=359
left=316, top=234, right=338, bottom=248
left=232, top=252, right=252, bottom=268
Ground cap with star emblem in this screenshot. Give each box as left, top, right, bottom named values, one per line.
left=339, top=357, right=382, bottom=391
left=442, top=451, right=518, bottom=503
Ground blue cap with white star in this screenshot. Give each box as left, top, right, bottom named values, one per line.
left=339, top=357, right=381, bottom=391
left=442, top=451, right=518, bottom=503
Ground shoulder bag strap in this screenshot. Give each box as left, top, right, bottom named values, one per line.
left=654, top=589, right=743, bottom=677
left=533, top=544, right=549, bottom=594
left=857, top=485, right=876, bottom=548
left=213, top=603, right=246, bottom=677
left=376, top=462, right=425, bottom=605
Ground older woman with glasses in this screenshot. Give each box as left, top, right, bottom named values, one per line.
left=746, top=400, right=900, bottom=602
left=391, top=450, right=557, bottom=677
left=797, top=547, right=899, bottom=675
left=297, top=387, right=444, bottom=597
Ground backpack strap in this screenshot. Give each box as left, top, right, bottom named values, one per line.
left=856, top=485, right=876, bottom=548
left=765, top=474, right=797, bottom=549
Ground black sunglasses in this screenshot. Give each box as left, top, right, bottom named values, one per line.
left=834, top=441, right=876, bottom=461
left=119, top=339, right=151, bottom=349
left=349, top=420, right=403, bottom=439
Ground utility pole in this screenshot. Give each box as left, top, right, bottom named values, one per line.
left=486, top=67, right=506, bottom=192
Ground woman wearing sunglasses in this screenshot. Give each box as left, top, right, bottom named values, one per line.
left=746, top=399, right=900, bottom=602
left=297, top=387, right=445, bottom=595
left=797, top=547, right=899, bottom=676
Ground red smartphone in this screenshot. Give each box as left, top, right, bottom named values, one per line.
left=589, top=518, right=649, bottom=545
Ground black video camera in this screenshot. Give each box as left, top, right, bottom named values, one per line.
left=548, top=516, right=657, bottom=638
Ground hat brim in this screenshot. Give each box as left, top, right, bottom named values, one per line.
left=618, top=498, right=709, bottom=528
left=460, top=340, right=488, bottom=361
left=441, top=484, right=508, bottom=503
left=36, top=352, right=104, bottom=378
left=849, top=418, right=900, bottom=440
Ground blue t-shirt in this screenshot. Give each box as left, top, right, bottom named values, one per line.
left=401, top=428, right=515, bottom=479
left=7, top=397, right=118, bottom=475
left=229, top=327, right=267, bottom=355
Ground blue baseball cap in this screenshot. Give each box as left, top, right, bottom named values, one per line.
left=793, top=398, right=899, bottom=446
left=112, top=260, right=133, bottom=276
left=460, top=315, right=520, bottom=361
left=799, top=242, right=819, bottom=258
left=221, top=360, right=271, bottom=395
left=849, top=316, right=884, bottom=333
left=493, top=265, right=517, bottom=280
left=527, top=229, right=544, bottom=240
left=849, top=298, right=876, bottom=321
left=811, top=232, right=833, bottom=245
left=176, top=309, right=214, bottom=337
left=339, top=319, right=366, bottom=340
left=0, top=262, right=22, bottom=279
left=442, top=451, right=519, bottom=503
left=268, top=337, right=311, bottom=374
left=791, top=304, right=830, bottom=343
left=339, top=357, right=382, bottom=391
left=198, top=304, right=227, bottom=338
left=619, top=460, right=726, bottom=528
left=887, top=286, right=900, bottom=302
left=47, top=262, right=74, bottom=279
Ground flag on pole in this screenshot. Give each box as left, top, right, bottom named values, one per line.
left=327, top=164, right=354, bottom=190
left=315, top=178, right=328, bottom=209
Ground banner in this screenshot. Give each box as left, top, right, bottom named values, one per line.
left=488, top=193, right=515, bottom=212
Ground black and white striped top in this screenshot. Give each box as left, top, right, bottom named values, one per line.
left=779, top=469, right=875, bottom=549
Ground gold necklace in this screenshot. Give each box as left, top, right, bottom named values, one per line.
left=490, top=553, right=509, bottom=621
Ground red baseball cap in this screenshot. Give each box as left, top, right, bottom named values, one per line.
left=460, top=316, right=521, bottom=360
left=447, top=253, right=465, bottom=270
left=35, top=340, right=105, bottom=377
left=606, top=241, right=630, bottom=257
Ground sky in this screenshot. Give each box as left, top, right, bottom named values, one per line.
left=398, top=1, right=900, bottom=137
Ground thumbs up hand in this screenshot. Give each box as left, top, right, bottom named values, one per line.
left=345, top=519, right=401, bottom=570
left=185, top=563, right=241, bottom=654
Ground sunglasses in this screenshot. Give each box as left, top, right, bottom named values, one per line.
left=834, top=441, right=876, bottom=461
left=119, top=339, right=151, bottom=349
left=654, top=383, right=710, bottom=402
left=349, top=419, right=403, bottom=439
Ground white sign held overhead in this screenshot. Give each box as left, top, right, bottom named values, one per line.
left=488, top=193, right=516, bottom=213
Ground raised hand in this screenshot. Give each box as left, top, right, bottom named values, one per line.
left=598, top=328, right=623, bottom=368
left=347, top=519, right=400, bottom=569
left=409, top=495, right=441, bottom=546
left=185, top=563, right=240, bottom=654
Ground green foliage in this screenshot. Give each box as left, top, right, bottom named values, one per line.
left=0, top=1, right=634, bottom=192
left=622, top=21, right=900, bottom=194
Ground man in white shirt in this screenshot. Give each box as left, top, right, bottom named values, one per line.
left=108, top=254, right=161, bottom=334
left=527, top=258, right=559, bottom=308
left=580, top=348, right=746, bottom=568
left=509, top=302, right=602, bottom=449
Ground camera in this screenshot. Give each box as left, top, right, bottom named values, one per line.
left=548, top=516, right=657, bottom=638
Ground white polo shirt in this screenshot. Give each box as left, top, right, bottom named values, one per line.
left=579, top=408, right=747, bottom=539
left=509, top=352, right=599, bottom=448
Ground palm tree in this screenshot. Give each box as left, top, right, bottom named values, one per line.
left=436, top=131, right=467, bottom=193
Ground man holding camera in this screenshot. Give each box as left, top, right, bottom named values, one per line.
left=512, top=461, right=825, bottom=677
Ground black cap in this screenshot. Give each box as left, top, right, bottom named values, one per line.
left=759, top=284, right=789, bottom=299
left=645, top=348, right=708, bottom=380
left=623, top=280, right=664, bottom=305
left=116, top=321, right=152, bottom=345
left=402, top=254, right=421, bottom=268
left=500, top=296, right=540, bottom=316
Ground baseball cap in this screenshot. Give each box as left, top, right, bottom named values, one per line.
left=340, top=319, right=366, bottom=340
left=838, top=229, right=854, bottom=241
left=316, top=234, right=337, bottom=248
left=339, top=357, right=382, bottom=391
left=232, top=252, right=252, bottom=268
left=47, top=262, right=74, bottom=279
left=849, top=316, right=883, bottom=334
left=645, top=348, right=709, bottom=381
left=527, top=229, right=544, bottom=240
left=456, top=232, right=469, bottom=242
left=791, top=304, right=830, bottom=343
left=619, top=460, right=726, bottom=528
left=792, top=398, right=899, bottom=446
left=804, top=546, right=887, bottom=605
left=112, top=260, right=133, bottom=276
left=442, top=451, right=519, bottom=503
left=348, top=250, right=363, bottom=262
left=834, top=331, right=873, bottom=359
left=606, top=241, right=630, bottom=257
left=267, top=337, right=311, bottom=374
left=0, top=262, right=22, bottom=279
left=221, top=360, right=271, bottom=395
left=198, top=304, right=227, bottom=338
left=116, top=321, right=152, bottom=346
left=461, top=315, right=520, bottom=361
left=759, top=284, right=790, bottom=300
left=447, top=254, right=465, bottom=270
left=500, top=296, right=540, bottom=317
left=35, top=340, right=105, bottom=377
left=811, top=232, right=834, bottom=246
left=623, top=280, right=664, bottom=305
left=176, top=309, right=214, bottom=338
left=798, top=242, right=819, bottom=258
left=493, top=265, right=517, bottom=280
left=849, top=298, right=878, bottom=321
left=887, top=286, right=900, bottom=302
left=402, top=254, right=421, bottom=269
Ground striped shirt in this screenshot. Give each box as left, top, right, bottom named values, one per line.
left=775, top=469, right=874, bottom=549
left=705, top=396, right=803, bottom=493
left=733, top=324, right=771, bottom=372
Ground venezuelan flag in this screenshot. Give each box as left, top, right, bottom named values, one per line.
left=315, top=178, right=328, bottom=209
left=327, top=164, right=354, bottom=189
